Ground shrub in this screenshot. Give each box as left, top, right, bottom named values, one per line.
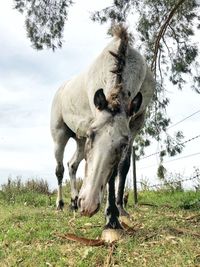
left=0, top=177, right=53, bottom=207
left=65, top=177, right=83, bottom=194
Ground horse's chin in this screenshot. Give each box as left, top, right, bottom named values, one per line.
left=80, top=203, right=100, bottom=217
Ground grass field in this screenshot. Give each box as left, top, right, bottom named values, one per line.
left=0, top=180, right=200, bottom=266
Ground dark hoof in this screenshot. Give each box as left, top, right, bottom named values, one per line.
left=117, top=206, right=130, bottom=217
left=70, top=196, right=78, bottom=211
left=56, top=200, right=64, bottom=210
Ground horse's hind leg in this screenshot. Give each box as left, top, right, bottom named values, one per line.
left=53, top=127, right=70, bottom=210
left=68, top=138, right=85, bottom=210
left=116, top=112, right=146, bottom=216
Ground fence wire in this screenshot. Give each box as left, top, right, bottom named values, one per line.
left=140, top=134, right=200, bottom=160
left=138, top=173, right=200, bottom=189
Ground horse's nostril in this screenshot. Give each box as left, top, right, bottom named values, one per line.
left=77, top=198, right=81, bottom=208
left=78, top=198, right=82, bottom=208
left=96, top=203, right=100, bottom=212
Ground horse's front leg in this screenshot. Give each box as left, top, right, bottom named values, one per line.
left=67, top=138, right=85, bottom=211
left=102, top=169, right=123, bottom=242
left=53, top=128, right=69, bottom=211
left=116, top=145, right=132, bottom=217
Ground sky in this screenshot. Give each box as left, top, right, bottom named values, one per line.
left=0, top=0, right=200, bottom=190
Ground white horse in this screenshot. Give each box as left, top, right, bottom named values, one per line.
left=51, top=25, right=155, bottom=233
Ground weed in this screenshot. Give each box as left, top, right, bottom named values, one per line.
left=0, top=177, right=54, bottom=207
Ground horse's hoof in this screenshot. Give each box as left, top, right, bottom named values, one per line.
left=70, top=197, right=78, bottom=211
left=101, top=229, right=124, bottom=243
left=119, top=216, right=132, bottom=227
left=56, top=200, right=64, bottom=211
left=117, top=206, right=130, bottom=217
left=69, top=204, right=78, bottom=211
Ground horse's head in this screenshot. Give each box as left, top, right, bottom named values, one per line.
left=78, top=88, right=142, bottom=216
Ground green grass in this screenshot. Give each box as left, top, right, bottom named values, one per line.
left=0, top=186, right=200, bottom=266
left=137, top=190, right=200, bottom=209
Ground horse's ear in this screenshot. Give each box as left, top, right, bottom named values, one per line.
left=94, top=89, right=108, bottom=111
left=128, top=92, right=143, bottom=116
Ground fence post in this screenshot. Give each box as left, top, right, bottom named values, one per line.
left=132, top=146, right=138, bottom=205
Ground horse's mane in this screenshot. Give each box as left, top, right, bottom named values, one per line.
left=107, top=24, right=130, bottom=113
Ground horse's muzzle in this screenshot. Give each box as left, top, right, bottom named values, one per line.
left=78, top=198, right=100, bottom=217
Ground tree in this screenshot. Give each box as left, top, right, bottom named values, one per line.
left=90, top=0, right=200, bottom=177
left=14, top=0, right=200, bottom=177
left=13, top=0, right=73, bottom=50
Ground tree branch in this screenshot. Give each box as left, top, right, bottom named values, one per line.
left=151, top=0, right=186, bottom=74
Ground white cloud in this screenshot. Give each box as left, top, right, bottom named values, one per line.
left=196, top=0, right=200, bottom=5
